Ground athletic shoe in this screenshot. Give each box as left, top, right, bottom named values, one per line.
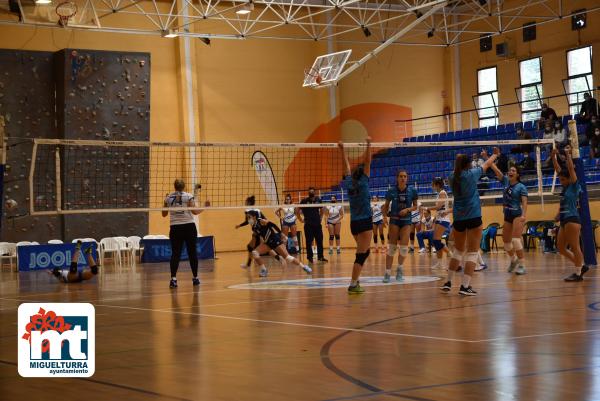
left=169, top=279, right=178, bottom=288
left=337, top=248, right=341, bottom=255
left=395, top=267, right=404, bottom=282
left=84, top=246, right=93, bottom=255
left=329, top=248, right=334, bottom=255
left=240, top=263, right=250, bottom=269
left=348, top=283, right=365, bottom=294
left=408, top=247, right=414, bottom=253
left=580, top=265, right=590, bottom=278
left=515, top=265, right=526, bottom=275
left=383, top=272, right=391, bottom=283
left=475, top=263, right=488, bottom=272
left=564, top=273, right=582, bottom=282
left=192, top=277, right=200, bottom=286
left=432, top=249, right=437, bottom=254
left=318, top=257, right=329, bottom=263
left=440, top=281, right=451, bottom=292
left=307, top=258, right=314, bottom=264
left=459, top=285, right=477, bottom=296
left=418, top=248, right=427, bottom=254
left=302, top=264, right=312, bottom=274
left=508, top=259, right=518, bottom=273
left=259, top=267, right=268, bottom=277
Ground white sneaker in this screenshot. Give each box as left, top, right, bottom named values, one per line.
left=418, top=248, right=427, bottom=254
left=302, top=264, right=312, bottom=274
left=432, top=249, right=437, bottom=254
left=259, top=267, right=268, bottom=277
left=241, top=263, right=250, bottom=269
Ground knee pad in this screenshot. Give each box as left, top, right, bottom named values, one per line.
left=433, top=239, right=444, bottom=251
left=335, top=235, right=340, bottom=240
left=512, top=238, right=523, bottom=251
left=451, top=249, right=464, bottom=263
left=399, top=246, right=409, bottom=257
left=329, top=235, right=334, bottom=241
left=464, top=252, right=479, bottom=265
left=247, top=244, right=254, bottom=253
left=504, top=242, right=513, bottom=252
left=251, top=250, right=260, bottom=258
left=387, top=244, right=398, bottom=257
left=285, top=255, right=295, bottom=263
left=354, top=250, right=370, bottom=266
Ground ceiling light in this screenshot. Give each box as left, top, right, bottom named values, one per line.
left=236, top=2, right=254, bottom=15
left=35, top=0, right=52, bottom=4
left=161, top=30, right=178, bottom=38
left=427, top=29, right=435, bottom=38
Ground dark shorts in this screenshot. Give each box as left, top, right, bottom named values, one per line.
left=435, top=220, right=451, bottom=229
left=351, top=218, right=372, bottom=235
left=560, top=216, right=581, bottom=226
left=390, top=218, right=412, bottom=228
left=372, top=220, right=383, bottom=226
left=503, top=212, right=522, bottom=224
left=453, top=217, right=483, bottom=232
left=266, top=237, right=284, bottom=250
left=282, top=221, right=296, bottom=228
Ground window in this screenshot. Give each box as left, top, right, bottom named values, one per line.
left=519, top=57, right=543, bottom=123
left=566, top=46, right=593, bottom=115
left=477, top=67, right=498, bottom=127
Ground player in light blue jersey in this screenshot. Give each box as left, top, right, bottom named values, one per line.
left=552, top=146, right=589, bottom=282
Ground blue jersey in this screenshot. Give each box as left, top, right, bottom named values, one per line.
left=449, top=167, right=483, bottom=221
left=385, top=185, right=418, bottom=223
left=502, top=176, right=528, bottom=216
left=559, top=181, right=581, bottom=221
left=343, top=175, right=372, bottom=221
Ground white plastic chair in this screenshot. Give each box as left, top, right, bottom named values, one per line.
left=48, top=239, right=63, bottom=244
left=15, top=241, right=34, bottom=271
left=0, top=242, right=17, bottom=272
left=99, top=237, right=122, bottom=267
left=143, top=235, right=156, bottom=240
left=127, top=236, right=142, bottom=263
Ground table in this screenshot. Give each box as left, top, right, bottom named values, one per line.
left=141, top=236, right=215, bottom=263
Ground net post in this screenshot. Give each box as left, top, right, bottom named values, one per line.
left=536, top=145, right=543, bottom=211
left=29, top=141, right=38, bottom=214
left=568, top=120, right=597, bottom=267
left=55, top=147, right=62, bottom=213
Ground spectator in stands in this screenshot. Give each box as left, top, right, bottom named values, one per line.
left=583, top=115, right=600, bottom=147
left=552, top=120, right=569, bottom=147
left=590, top=125, right=600, bottom=159
left=510, top=127, right=533, bottom=155
left=538, top=103, right=558, bottom=129
left=471, top=153, right=484, bottom=168
left=579, top=93, right=598, bottom=123
left=518, top=152, right=535, bottom=172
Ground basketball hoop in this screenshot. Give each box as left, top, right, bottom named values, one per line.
left=304, top=66, right=323, bottom=86
left=56, top=1, right=77, bottom=27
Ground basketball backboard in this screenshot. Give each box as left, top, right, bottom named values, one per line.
left=303, top=50, right=352, bottom=88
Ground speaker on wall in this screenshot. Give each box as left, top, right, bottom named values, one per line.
left=523, top=22, right=536, bottom=42
left=496, top=42, right=508, bottom=57
left=480, top=34, right=492, bottom=52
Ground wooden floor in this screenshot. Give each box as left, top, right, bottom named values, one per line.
left=1, top=248, right=600, bottom=401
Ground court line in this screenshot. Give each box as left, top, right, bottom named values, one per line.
left=476, top=328, right=600, bottom=343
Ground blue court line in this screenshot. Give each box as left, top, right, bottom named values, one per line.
left=321, top=364, right=599, bottom=401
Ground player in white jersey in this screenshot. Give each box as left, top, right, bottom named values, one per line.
left=275, top=194, right=299, bottom=253
left=325, top=195, right=344, bottom=254
left=425, top=177, right=453, bottom=270
left=408, top=203, right=421, bottom=253
left=51, top=240, right=99, bottom=283
left=371, top=195, right=386, bottom=252
left=235, top=195, right=283, bottom=269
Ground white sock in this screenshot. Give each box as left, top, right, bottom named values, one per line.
left=171, top=277, right=177, bottom=280
left=385, top=268, right=391, bottom=275
left=511, top=254, right=518, bottom=262
left=351, top=279, right=358, bottom=286
left=447, top=270, right=454, bottom=281
left=462, top=273, right=472, bottom=287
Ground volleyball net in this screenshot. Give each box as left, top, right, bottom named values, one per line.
left=24, top=138, right=557, bottom=215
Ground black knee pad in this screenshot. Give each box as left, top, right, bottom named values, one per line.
left=335, top=235, right=340, bottom=240
left=247, top=244, right=254, bottom=253
left=354, top=249, right=370, bottom=266
left=329, top=235, right=334, bottom=241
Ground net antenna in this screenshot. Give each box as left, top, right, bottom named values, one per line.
left=55, top=0, right=77, bottom=27
left=303, top=50, right=352, bottom=89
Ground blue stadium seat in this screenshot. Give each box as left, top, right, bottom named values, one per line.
left=524, top=121, right=533, bottom=130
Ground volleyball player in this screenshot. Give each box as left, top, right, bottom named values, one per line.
left=325, top=195, right=344, bottom=254
left=409, top=206, right=421, bottom=253
left=425, top=177, right=453, bottom=269
left=163, top=179, right=208, bottom=288
left=51, top=241, right=99, bottom=283
left=338, top=137, right=373, bottom=294
left=275, top=194, right=299, bottom=253
left=382, top=170, right=418, bottom=283
left=236, top=195, right=283, bottom=268
left=487, top=150, right=528, bottom=275
left=246, top=210, right=312, bottom=277
left=552, top=146, right=589, bottom=281
left=371, top=195, right=386, bottom=252
left=440, top=148, right=499, bottom=296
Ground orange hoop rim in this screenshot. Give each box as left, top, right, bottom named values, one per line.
left=56, top=1, right=78, bottom=25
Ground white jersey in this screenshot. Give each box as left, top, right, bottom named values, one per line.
left=435, top=190, right=451, bottom=223
left=371, top=202, right=383, bottom=223
left=165, top=191, right=195, bottom=226
left=421, top=217, right=434, bottom=231
left=410, top=210, right=420, bottom=224
left=327, top=204, right=343, bottom=224
left=281, top=207, right=296, bottom=225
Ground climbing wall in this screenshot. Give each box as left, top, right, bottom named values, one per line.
left=0, top=48, right=150, bottom=243
left=55, top=49, right=150, bottom=241
left=0, top=50, right=63, bottom=242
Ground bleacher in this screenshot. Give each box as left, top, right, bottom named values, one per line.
left=322, top=116, right=600, bottom=201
